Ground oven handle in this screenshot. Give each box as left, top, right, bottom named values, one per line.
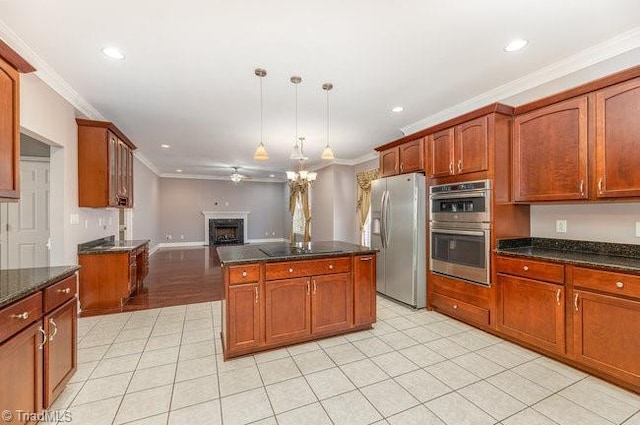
left=430, top=191, right=486, bottom=200
left=431, top=228, right=486, bottom=237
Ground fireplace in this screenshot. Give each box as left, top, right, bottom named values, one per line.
left=210, top=219, right=244, bottom=245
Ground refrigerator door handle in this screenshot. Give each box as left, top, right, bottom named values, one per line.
left=384, top=190, right=391, bottom=247
left=380, top=190, right=387, bottom=248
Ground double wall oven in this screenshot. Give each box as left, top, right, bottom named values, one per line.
left=429, top=180, right=491, bottom=286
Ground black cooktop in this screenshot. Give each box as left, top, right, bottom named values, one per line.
left=259, top=246, right=342, bottom=257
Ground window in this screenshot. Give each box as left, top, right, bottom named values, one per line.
left=361, top=209, right=371, bottom=247
left=292, top=196, right=305, bottom=237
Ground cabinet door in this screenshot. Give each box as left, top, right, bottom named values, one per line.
left=265, top=278, right=311, bottom=344
left=44, top=299, right=77, bottom=408
left=354, top=255, right=376, bottom=326
left=108, top=132, right=118, bottom=206
left=0, top=58, right=20, bottom=200
left=311, top=272, right=352, bottom=334
left=379, top=147, right=399, bottom=177
left=595, top=78, right=640, bottom=198
left=129, top=253, right=137, bottom=296
left=455, top=116, right=488, bottom=175
left=399, top=138, right=424, bottom=174
left=126, top=146, right=134, bottom=207
left=0, top=322, right=43, bottom=423
left=227, top=282, right=262, bottom=351
left=498, top=275, right=565, bottom=354
left=428, top=128, right=454, bottom=178
left=513, top=97, right=588, bottom=201
left=573, top=290, right=640, bottom=386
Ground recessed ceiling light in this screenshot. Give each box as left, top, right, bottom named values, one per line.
left=504, top=39, right=528, bottom=52
left=160, top=144, right=170, bottom=149
left=102, top=47, right=125, bottom=60
left=269, top=174, right=275, bottom=178
left=391, top=106, right=404, bottom=113
left=176, top=169, right=183, bottom=173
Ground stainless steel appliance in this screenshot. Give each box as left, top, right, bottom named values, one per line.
left=371, top=173, right=426, bottom=308
left=429, top=180, right=491, bottom=286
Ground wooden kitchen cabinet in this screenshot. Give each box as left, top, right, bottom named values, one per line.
left=513, top=96, right=588, bottom=202
left=227, top=282, right=263, bottom=352
left=353, top=255, right=376, bottom=326
left=595, top=77, right=640, bottom=198
left=311, top=272, right=352, bottom=334
left=43, top=298, right=77, bottom=407
left=0, top=55, right=21, bottom=201
left=77, top=119, right=136, bottom=208
left=379, top=138, right=424, bottom=177
left=428, top=116, right=488, bottom=178
left=428, top=129, right=454, bottom=178
left=265, top=277, right=311, bottom=344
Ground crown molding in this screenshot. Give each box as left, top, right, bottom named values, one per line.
left=133, top=151, right=161, bottom=176
left=0, top=19, right=105, bottom=120
left=401, top=26, right=640, bottom=135
left=310, top=152, right=378, bottom=171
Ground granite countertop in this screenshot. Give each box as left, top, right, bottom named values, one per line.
left=0, top=266, right=80, bottom=308
left=496, top=238, right=640, bottom=274
left=217, top=241, right=378, bottom=266
left=78, top=236, right=150, bottom=255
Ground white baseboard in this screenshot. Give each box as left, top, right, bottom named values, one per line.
left=247, top=238, right=287, bottom=244
left=148, top=244, right=161, bottom=256
left=158, top=241, right=206, bottom=249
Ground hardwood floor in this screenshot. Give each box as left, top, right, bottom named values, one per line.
left=123, top=246, right=223, bottom=312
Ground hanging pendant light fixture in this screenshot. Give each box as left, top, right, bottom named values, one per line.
left=253, top=68, right=269, bottom=160
left=289, top=76, right=307, bottom=161
left=321, top=82, right=335, bottom=160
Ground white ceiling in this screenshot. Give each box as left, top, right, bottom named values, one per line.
left=1, top=0, right=640, bottom=180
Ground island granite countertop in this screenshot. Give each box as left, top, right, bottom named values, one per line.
left=217, top=241, right=377, bottom=266
left=0, top=266, right=80, bottom=309
left=78, top=235, right=150, bottom=255
left=496, top=237, right=640, bottom=274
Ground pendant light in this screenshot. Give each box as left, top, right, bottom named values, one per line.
left=321, top=82, right=335, bottom=160
left=289, top=76, right=307, bottom=160
left=253, top=68, right=269, bottom=160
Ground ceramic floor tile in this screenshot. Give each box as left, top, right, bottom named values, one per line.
left=487, top=370, right=553, bottom=406
left=370, top=321, right=397, bottom=336
left=424, top=338, right=470, bottom=359
left=215, top=353, right=256, bottom=373
left=452, top=352, right=506, bottom=379
left=175, top=355, right=217, bottom=382
left=115, top=327, right=153, bottom=343
left=427, top=321, right=467, bottom=337
left=402, top=326, right=442, bottom=343
left=385, top=316, right=420, bottom=331
left=218, top=365, right=263, bottom=397
left=181, top=328, right=214, bottom=345
left=378, top=331, right=420, bottom=350
left=425, top=360, right=481, bottom=390
left=220, top=388, right=274, bottom=425
left=324, top=343, right=367, bottom=365
left=150, top=321, right=184, bottom=337
left=66, top=395, right=122, bottom=425
left=399, top=344, right=446, bottom=368
left=104, top=339, right=148, bottom=359
left=394, top=369, right=452, bottom=403
left=476, top=342, right=534, bottom=369
left=48, top=382, right=84, bottom=410
left=114, top=384, right=172, bottom=424
left=317, top=335, right=350, bottom=349
left=512, top=361, right=579, bottom=392
left=624, top=412, right=640, bottom=425
left=370, top=351, right=420, bottom=377
left=306, top=367, right=356, bottom=400
left=137, top=346, right=180, bottom=369
left=276, top=402, right=332, bottom=425
left=352, top=337, right=394, bottom=357
left=560, top=380, right=639, bottom=423
left=458, top=380, right=527, bottom=421
left=502, top=408, right=558, bottom=425
left=168, top=400, right=222, bottom=425
left=127, top=363, right=176, bottom=393
left=321, top=390, right=383, bottom=425
left=72, top=372, right=132, bottom=406
left=253, top=347, right=291, bottom=364
left=121, top=413, right=169, bottom=425
left=179, top=340, right=216, bottom=361
left=426, top=392, right=496, bottom=425
left=581, top=376, right=640, bottom=409
left=90, top=353, right=141, bottom=379
left=533, top=394, right=614, bottom=425
left=293, top=349, right=336, bottom=375
left=78, top=344, right=110, bottom=364
left=360, top=378, right=420, bottom=417
left=286, top=341, right=321, bottom=356
left=183, top=317, right=213, bottom=331
left=387, top=405, right=446, bottom=425
left=171, top=375, right=220, bottom=410
left=68, top=360, right=99, bottom=383
left=257, top=357, right=301, bottom=385
left=265, top=376, right=317, bottom=414
left=448, top=329, right=500, bottom=351
left=340, top=358, right=389, bottom=388
left=145, top=333, right=182, bottom=351
left=345, top=329, right=375, bottom=342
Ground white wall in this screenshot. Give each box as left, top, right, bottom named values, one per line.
left=310, top=166, right=335, bottom=241
left=333, top=165, right=356, bottom=243
left=132, top=156, right=160, bottom=249
left=531, top=203, right=640, bottom=244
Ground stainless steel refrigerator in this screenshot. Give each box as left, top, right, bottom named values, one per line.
left=371, top=173, right=426, bottom=308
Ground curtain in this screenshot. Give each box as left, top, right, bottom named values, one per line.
left=288, top=182, right=301, bottom=244
left=356, top=168, right=380, bottom=240
left=301, top=183, right=311, bottom=243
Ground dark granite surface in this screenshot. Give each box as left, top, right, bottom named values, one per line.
left=0, top=266, right=79, bottom=308
left=217, top=241, right=378, bottom=266
left=496, top=238, right=640, bottom=274
left=78, top=235, right=150, bottom=255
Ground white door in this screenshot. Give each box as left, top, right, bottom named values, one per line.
left=7, top=159, right=50, bottom=268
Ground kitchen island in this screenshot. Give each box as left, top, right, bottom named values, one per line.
left=217, top=241, right=377, bottom=359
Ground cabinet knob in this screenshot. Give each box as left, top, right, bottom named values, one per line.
left=289, top=268, right=294, bottom=273
left=329, top=264, right=334, bottom=270
left=452, top=304, right=458, bottom=310
left=12, top=312, right=29, bottom=320
left=523, top=266, right=529, bottom=271
left=57, top=288, right=71, bottom=294
left=242, top=271, right=247, bottom=277
left=616, top=281, right=624, bottom=289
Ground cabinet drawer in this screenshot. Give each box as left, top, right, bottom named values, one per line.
left=496, top=256, right=564, bottom=284
left=229, top=264, right=260, bottom=284
left=44, top=274, right=77, bottom=312
left=431, top=292, right=489, bottom=326
left=0, top=292, right=42, bottom=343
left=571, top=267, right=640, bottom=299
left=265, top=257, right=351, bottom=280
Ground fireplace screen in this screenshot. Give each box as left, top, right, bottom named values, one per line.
left=209, top=219, right=244, bottom=245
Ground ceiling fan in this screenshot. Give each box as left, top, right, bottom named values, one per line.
left=230, top=167, right=251, bottom=183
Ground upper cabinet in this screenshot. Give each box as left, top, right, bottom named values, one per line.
left=77, top=119, right=136, bottom=208
left=0, top=41, right=35, bottom=202
left=512, top=97, right=589, bottom=202
left=379, top=137, right=424, bottom=177
left=595, top=78, right=640, bottom=198
left=428, top=116, right=488, bottom=178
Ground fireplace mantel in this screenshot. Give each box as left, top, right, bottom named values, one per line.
left=202, top=211, right=249, bottom=245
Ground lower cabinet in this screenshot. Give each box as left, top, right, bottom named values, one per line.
left=353, top=255, right=376, bottom=326
left=311, top=273, right=352, bottom=334
left=497, top=274, right=565, bottom=354
left=265, top=277, right=312, bottom=344
left=227, top=282, right=262, bottom=352
left=44, top=298, right=77, bottom=407
left=572, top=289, right=640, bottom=387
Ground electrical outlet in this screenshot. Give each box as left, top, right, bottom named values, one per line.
left=166, top=234, right=172, bottom=240
left=636, top=222, right=640, bottom=237
left=556, top=220, right=567, bottom=233
left=180, top=234, right=184, bottom=240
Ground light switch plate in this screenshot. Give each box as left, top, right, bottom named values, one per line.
left=636, top=222, right=640, bottom=237
left=556, top=220, right=567, bottom=233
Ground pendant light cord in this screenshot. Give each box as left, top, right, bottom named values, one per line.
left=260, top=75, right=264, bottom=144
left=326, top=87, right=330, bottom=148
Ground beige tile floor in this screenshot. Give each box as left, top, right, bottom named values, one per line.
left=42, top=296, right=640, bottom=425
